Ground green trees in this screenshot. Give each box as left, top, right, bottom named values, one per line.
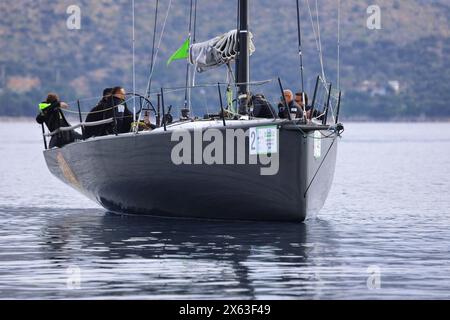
left=0, top=0, right=449, bottom=120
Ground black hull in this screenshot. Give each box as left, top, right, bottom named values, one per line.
left=44, top=121, right=338, bottom=222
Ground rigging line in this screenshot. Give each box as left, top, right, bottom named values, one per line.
left=188, top=0, right=193, bottom=44
left=304, top=136, right=337, bottom=198
left=305, top=0, right=319, bottom=53
left=327, top=92, right=337, bottom=124
left=296, top=0, right=305, bottom=93
left=190, top=1, right=198, bottom=114
left=328, top=86, right=340, bottom=124
left=138, top=0, right=171, bottom=131
left=315, top=0, right=326, bottom=82
left=61, top=97, right=136, bottom=115
left=142, top=79, right=275, bottom=100
left=147, top=0, right=159, bottom=97
left=226, top=62, right=236, bottom=83
left=235, top=0, right=240, bottom=88
left=188, top=0, right=198, bottom=116
left=193, top=0, right=198, bottom=42
left=337, top=0, right=341, bottom=92
left=132, top=0, right=136, bottom=124
left=184, top=0, right=194, bottom=112
left=65, top=96, right=103, bottom=106
left=144, top=0, right=173, bottom=97
left=296, top=0, right=307, bottom=121
left=154, top=79, right=274, bottom=93
left=305, top=0, right=326, bottom=82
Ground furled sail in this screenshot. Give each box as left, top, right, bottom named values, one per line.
left=189, top=29, right=255, bottom=73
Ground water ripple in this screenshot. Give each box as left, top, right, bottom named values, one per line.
left=0, top=122, right=449, bottom=299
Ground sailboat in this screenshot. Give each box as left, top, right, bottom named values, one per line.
left=41, top=0, right=344, bottom=222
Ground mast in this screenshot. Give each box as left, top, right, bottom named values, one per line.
left=237, top=0, right=249, bottom=115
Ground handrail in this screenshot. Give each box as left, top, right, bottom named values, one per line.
left=41, top=77, right=337, bottom=145
left=44, top=118, right=115, bottom=137
left=41, top=124, right=48, bottom=149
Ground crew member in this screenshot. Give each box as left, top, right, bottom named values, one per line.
left=278, top=90, right=301, bottom=119
left=36, top=93, right=80, bottom=148
left=102, top=87, right=133, bottom=135
left=84, top=88, right=113, bottom=139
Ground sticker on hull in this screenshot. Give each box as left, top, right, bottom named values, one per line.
left=314, top=131, right=322, bottom=159
left=249, top=126, right=279, bottom=156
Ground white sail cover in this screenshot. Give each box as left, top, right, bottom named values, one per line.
left=189, top=29, right=255, bottom=73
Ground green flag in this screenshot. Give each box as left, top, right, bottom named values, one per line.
left=167, top=37, right=190, bottom=66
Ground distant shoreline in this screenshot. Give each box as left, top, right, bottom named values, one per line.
left=1, top=116, right=449, bottom=123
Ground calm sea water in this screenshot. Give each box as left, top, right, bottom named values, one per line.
left=0, top=121, right=449, bottom=300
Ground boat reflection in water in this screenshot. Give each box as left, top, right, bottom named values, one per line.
left=40, top=209, right=339, bottom=299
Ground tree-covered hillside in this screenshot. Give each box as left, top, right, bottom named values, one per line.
left=0, top=0, right=449, bottom=120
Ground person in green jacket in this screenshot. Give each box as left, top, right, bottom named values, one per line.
left=36, top=93, right=80, bottom=148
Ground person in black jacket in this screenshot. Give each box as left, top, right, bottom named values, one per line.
left=83, top=88, right=113, bottom=139
left=251, top=94, right=277, bottom=119
left=36, top=93, right=80, bottom=148
left=102, top=87, right=133, bottom=135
